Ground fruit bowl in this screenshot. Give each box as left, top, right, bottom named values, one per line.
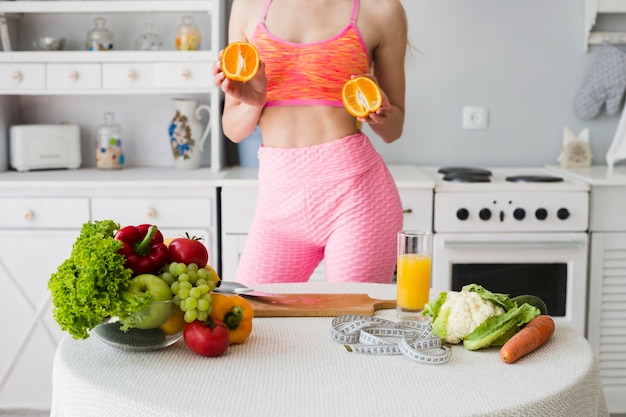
left=92, top=300, right=185, bottom=351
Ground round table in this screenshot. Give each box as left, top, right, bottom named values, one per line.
left=51, top=282, right=608, bottom=417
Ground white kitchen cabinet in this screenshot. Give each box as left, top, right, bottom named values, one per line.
left=588, top=232, right=626, bottom=412
left=0, top=167, right=223, bottom=412
left=0, top=0, right=226, bottom=171
left=0, top=196, right=90, bottom=410
left=219, top=165, right=434, bottom=282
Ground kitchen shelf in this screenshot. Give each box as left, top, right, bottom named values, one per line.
left=585, top=0, right=626, bottom=51
left=0, top=50, right=215, bottom=63
left=0, top=1, right=215, bottom=14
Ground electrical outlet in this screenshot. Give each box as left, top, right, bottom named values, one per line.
left=462, top=106, right=489, bottom=130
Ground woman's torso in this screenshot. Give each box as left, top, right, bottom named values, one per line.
left=248, top=0, right=375, bottom=148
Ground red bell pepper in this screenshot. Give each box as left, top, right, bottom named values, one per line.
left=115, top=224, right=169, bottom=275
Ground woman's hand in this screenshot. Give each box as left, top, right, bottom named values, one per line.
left=357, top=86, right=391, bottom=125
left=213, top=50, right=267, bottom=108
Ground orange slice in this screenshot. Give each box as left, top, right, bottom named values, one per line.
left=341, top=76, right=382, bottom=118
left=221, top=42, right=260, bottom=83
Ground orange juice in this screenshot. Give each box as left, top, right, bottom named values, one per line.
left=396, top=254, right=431, bottom=310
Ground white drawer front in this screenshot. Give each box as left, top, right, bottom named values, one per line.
left=0, top=198, right=90, bottom=228
left=91, top=197, right=213, bottom=228
left=398, top=188, right=433, bottom=232
left=47, top=63, right=101, bottom=90
left=157, top=63, right=211, bottom=88
left=102, top=63, right=157, bottom=89
left=221, top=187, right=258, bottom=234
left=0, top=64, right=45, bottom=90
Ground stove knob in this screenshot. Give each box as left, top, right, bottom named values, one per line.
left=456, top=208, right=469, bottom=221
left=513, top=208, right=526, bottom=220
left=535, top=208, right=548, bottom=221
left=557, top=208, right=570, bottom=220
left=479, top=208, right=491, bottom=221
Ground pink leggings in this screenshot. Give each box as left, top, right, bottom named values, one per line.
left=235, top=132, right=403, bottom=284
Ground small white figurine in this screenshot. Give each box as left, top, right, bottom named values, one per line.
left=558, top=127, right=592, bottom=167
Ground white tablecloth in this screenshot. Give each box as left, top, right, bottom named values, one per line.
left=51, top=282, right=608, bottom=417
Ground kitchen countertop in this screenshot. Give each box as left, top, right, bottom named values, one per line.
left=51, top=282, right=608, bottom=417
left=546, top=164, right=626, bottom=186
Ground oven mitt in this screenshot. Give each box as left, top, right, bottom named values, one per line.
left=573, top=44, right=626, bottom=120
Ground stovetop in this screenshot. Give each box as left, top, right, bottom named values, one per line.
left=421, top=166, right=590, bottom=192
left=420, top=166, right=590, bottom=233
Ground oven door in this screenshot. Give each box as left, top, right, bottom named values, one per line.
left=431, top=232, right=588, bottom=335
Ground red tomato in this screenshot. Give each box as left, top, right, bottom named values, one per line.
left=168, top=234, right=209, bottom=267
left=183, top=318, right=230, bottom=357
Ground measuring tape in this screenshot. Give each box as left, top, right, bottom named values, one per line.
left=329, top=314, right=451, bottom=364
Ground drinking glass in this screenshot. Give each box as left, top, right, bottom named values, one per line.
left=396, top=231, right=433, bottom=319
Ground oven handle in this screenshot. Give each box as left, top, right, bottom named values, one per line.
left=442, top=240, right=586, bottom=249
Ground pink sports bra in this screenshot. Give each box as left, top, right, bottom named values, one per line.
left=250, top=0, right=371, bottom=107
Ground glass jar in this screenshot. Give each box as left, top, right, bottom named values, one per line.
left=96, top=112, right=124, bottom=169
left=175, top=16, right=200, bottom=51
left=135, top=23, right=162, bottom=51
left=86, top=17, right=113, bottom=51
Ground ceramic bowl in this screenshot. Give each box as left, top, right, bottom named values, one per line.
left=33, top=37, right=65, bottom=51
left=92, top=300, right=185, bottom=351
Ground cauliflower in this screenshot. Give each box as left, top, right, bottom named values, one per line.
left=422, top=284, right=517, bottom=345
left=431, top=291, right=504, bottom=344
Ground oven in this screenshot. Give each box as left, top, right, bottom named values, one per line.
left=421, top=167, right=590, bottom=336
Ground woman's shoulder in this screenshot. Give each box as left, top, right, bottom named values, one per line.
left=229, top=0, right=268, bottom=40
left=360, top=0, right=406, bottom=19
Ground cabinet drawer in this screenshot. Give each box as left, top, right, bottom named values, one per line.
left=47, top=63, right=101, bottom=90
left=0, top=198, right=90, bottom=228
left=91, top=198, right=213, bottom=228
left=157, top=63, right=211, bottom=88
left=397, top=188, right=433, bottom=232
left=102, top=63, right=157, bottom=89
left=0, top=64, right=45, bottom=90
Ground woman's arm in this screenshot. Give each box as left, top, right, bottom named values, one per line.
left=360, top=0, right=407, bottom=144
left=213, top=0, right=267, bottom=143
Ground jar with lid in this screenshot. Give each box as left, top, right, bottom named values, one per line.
left=135, top=23, right=162, bottom=51
left=86, top=17, right=113, bottom=51
left=175, top=16, right=200, bottom=51
left=96, top=112, right=124, bottom=169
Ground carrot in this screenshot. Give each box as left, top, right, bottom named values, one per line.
left=500, top=315, right=555, bottom=364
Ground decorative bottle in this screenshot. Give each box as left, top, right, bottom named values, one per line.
left=86, top=17, right=113, bottom=51
left=135, top=23, right=162, bottom=51
left=96, top=112, right=124, bottom=169
left=175, top=16, right=200, bottom=51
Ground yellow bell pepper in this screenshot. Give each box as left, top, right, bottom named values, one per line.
left=210, top=293, right=254, bottom=344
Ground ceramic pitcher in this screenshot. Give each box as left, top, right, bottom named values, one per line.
left=168, top=99, right=211, bottom=170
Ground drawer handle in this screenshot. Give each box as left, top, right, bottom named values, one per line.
left=127, top=70, right=137, bottom=81
left=11, top=71, right=23, bottom=84
left=68, top=71, right=79, bottom=82
left=23, top=210, right=34, bottom=221
left=403, top=208, right=413, bottom=214
left=181, top=70, right=191, bottom=80
left=146, top=208, right=157, bottom=218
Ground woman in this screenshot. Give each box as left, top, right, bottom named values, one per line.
left=213, top=0, right=408, bottom=283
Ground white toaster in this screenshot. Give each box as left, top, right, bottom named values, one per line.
left=10, top=124, right=82, bottom=172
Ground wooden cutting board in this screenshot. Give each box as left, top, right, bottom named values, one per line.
left=245, top=293, right=396, bottom=317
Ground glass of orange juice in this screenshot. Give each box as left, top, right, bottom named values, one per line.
left=396, top=231, right=433, bottom=320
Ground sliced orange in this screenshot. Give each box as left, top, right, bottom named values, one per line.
left=341, top=76, right=382, bottom=118
left=221, top=41, right=260, bottom=83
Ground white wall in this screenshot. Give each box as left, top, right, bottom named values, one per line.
left=368, top=0, right=625, bottom=167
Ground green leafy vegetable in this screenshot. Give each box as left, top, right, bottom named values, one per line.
left=48, top=220, right=151, bottom=340
left=462, top=303, right=540, bottom=351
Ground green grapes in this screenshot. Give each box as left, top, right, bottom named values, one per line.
left=160, top=262, right=218, bottom=323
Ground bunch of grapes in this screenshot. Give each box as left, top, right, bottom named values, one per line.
left=159, top=262, right=218, bottom=323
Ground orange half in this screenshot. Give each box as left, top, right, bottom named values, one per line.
left=221, top=42, right=260, bottom=83
left=341, top=76, right=382, bottom=118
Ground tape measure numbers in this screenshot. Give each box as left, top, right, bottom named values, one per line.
left=329, top=314, right=451, bottom=364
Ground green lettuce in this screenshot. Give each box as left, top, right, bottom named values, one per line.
left=48, top=220, right=151, bottom=340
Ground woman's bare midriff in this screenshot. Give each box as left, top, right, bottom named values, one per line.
left=258, top=106, right=361, bottom=148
